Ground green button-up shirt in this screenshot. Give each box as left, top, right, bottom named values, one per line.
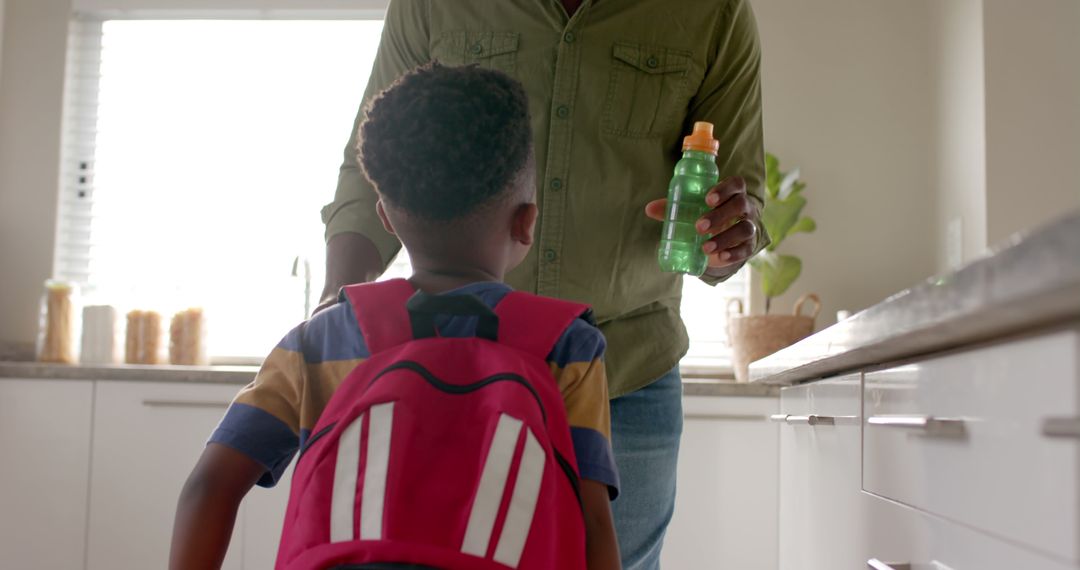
left=322, top=0, right=767, bottom=397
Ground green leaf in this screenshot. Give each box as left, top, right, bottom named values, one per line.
left=781, top=179, right=805, bottom=202
left=789, top=216, right=817, bottom=235
left=778, top=167, right=801, bottom=200
left=765, top=153, right=781, bottom=199
left=750, top=252, right=802, bottom=298
left=760, top=191, right=807, bottom=247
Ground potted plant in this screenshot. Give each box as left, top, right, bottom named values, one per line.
left=728, top=152, right=821, bottom=382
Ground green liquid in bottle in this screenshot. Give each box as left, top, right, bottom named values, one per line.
left=659, top=123, right=720, bottom=276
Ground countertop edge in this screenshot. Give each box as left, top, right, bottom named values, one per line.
left=750, top=212, right=1080, bottom=386
left=0, top=362, right=778, bottom=397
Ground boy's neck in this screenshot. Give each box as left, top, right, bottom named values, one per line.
left=408, top=265, right=504, bottom=294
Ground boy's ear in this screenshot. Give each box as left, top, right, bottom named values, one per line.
left=510, top=203, right=538, bottom=246
left=376, top=200, right=397, bottom=236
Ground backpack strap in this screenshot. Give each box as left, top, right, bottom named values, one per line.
left=494, top=291, right=593, bottom=360
left=341, top=278, right=416, bottom=354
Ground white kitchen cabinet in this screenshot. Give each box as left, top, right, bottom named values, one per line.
left=777, top=374, right=863, bottom=570
left=865, top=329, right=1080, bottom=564
left=86, top=380, right=244, bottom=570
left=661, top=394, right=779, bottom=570
left=0, top=378, right=94, bottom=569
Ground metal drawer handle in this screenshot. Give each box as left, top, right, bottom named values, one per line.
left=769, top=414, right=843, bottom=426
left=142, top=399, right=230, bottom=409
left=868, top=415, right=966, bottom=437
left=867, top=559, right=910, bottom=570
left=1043, top=417, right=1080, bottom=438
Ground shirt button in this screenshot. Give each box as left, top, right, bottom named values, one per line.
left=555, top=105, right=570, bottom=118
left=543, top=249, right=558, bottom=262
left=470, top=43, right=484, bottom=54
left=563, top=31, right=576, bottom=44
left=550, top=178, right=563, bottom=191
left=646, top=56, right=659, bottom=68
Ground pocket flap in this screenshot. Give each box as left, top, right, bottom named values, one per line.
left=446, top=31, right=521, bottom=59
left=612, top=41, right=690, bottom=74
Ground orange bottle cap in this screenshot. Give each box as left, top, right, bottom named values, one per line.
left=683, top=121, right=719, bottom=154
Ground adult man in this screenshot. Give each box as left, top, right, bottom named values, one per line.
left=319, top=1, right=767, bottom=567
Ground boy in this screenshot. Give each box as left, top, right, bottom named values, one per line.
left=170, top=63, right=621, bottom=569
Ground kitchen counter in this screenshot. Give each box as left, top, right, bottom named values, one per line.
left=750, top=211, right=1080, bottom=385
left=0, top=361, right=778, bottom=397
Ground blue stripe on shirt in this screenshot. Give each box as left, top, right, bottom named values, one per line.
left=297, top=304, right=370, bottom=363
left=571, top=426, right=620, bottom=499
left=208, top=403, right=298, bottom=487
left=548, top=318, right=607, bottom=368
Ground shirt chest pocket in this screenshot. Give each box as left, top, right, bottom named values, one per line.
left=431, top=31, right=520, bottom=76
left=602, top=41, right=693, bottom=139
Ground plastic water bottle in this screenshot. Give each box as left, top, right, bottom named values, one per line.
left=658, top=121, right=720, bottom=276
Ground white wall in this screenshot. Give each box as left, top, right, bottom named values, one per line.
left=983, top=0, right=1080, bottom=246
left=0, top=0, right=6, bottom=79
left=750, top=0, right=938, bottom=325
left=930, top=0, right=987, bottom=272
left=0, top=0, right=71, bottom=348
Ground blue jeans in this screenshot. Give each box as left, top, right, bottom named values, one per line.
left=609, top=367, right=683, bottom=570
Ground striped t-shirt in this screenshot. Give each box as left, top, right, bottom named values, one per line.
left=209, top=281, right=619, bottom=496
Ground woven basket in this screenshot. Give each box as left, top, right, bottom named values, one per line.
left=727, top=293, right=821, bottom=383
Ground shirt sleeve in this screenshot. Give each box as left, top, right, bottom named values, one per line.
left=208, top=326, right=308, bottom=487
left=548, top=318, right=619, bottom=498
left=690, top=0, right=771, bottom=286
left=320, top=0, right=431, bottom=267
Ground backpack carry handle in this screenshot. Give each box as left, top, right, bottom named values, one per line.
left=406, top=291, right=499, bottom=342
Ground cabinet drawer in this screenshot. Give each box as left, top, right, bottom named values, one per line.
left=864, top=329, right=1080, bottom=562
left=863, top=492, right=1074, bottom=570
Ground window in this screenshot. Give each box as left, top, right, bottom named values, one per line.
left=58, top=17, right=748, bottom=372
left=57, top=18, right=384, bottom=358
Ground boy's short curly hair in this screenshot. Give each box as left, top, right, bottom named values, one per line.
left=358, top=62, right=533, bottom=222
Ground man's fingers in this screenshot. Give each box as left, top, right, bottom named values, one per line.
left=705, top=176, right=747, bottom=207
left=702, top=219, right=756, bottom=252
left=644, top=198, right=667, bottom=221
left=703, top=218, right=756, bottom=268
left=706, top=240, right=755, bottom=268
left=696, top=194, right=753, bottom=235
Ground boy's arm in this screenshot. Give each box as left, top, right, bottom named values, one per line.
left=582, top=479, right=622, bottom=570
left=170, top=443, right=265, bottom=570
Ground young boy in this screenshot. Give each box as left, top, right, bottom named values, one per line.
left=170, top=63, right=621, bottom=569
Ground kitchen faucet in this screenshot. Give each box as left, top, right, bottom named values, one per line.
left=291, top=255, right=312, bottom=319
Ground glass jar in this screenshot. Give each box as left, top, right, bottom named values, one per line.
left=37, top=280, right=80, bottom=364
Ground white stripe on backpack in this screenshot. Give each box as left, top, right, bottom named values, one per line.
left=461, top=413, right=546, bottom=568
left=330, top=413, right=364, bottom=542
left=361, top=402, right=395, bottom=539
left=329, top=402, right=395, bottom=542
left=461, top=414, right=524, bottom=557
left=493, top=428, right=546, bottom=568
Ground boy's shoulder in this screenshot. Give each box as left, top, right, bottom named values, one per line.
left=547, top=310, right=606, bottom=368
left=291, top=301, right=371, bottom=363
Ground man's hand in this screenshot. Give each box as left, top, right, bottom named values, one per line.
left=645, top=176, right=760, bottom=275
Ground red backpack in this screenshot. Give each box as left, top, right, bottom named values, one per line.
left=275, top=279, right=590, bottom=570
